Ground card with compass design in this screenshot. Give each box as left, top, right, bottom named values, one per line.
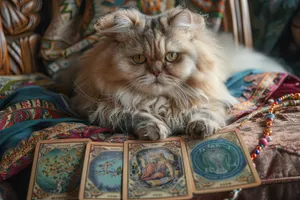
left=79, top=142, right=123, bottom=200
left=27, top=139, right=90, bottom=200
left=183, top=129, right=261, bottom=194
left=123, top=137, right=193, bottom=200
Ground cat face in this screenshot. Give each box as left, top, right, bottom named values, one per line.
left=79, top=7, right=228, bottom=107
left=106, top=20, right=199, bottom=95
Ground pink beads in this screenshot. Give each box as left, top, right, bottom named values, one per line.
left=242, top=93, right=300, bottom=163
left=259, top=138, right=268, bottom=147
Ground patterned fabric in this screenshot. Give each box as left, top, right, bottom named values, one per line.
left=0, top=122, right=111, bottom=182
left=0, top=70, right=298, bottom=182
left=0, top=86, right=86, bottom=181
left=0, top=69, right=299, bottom=200
left=0, top=121, right=130, bottom=181
left=40, top=0, right=226, bottom=78
left=226, top=69, right=264, bottom=98
left=0, top=99, right=70, bottom=130
left=0, top=73, right=57, bottom=95
left=187, top=0, right=225, bottom=31
left=225, top=106, right=300, bottom=184
left=40, top=0, right=84, bottom=61
left=137, top=0, right=175, bottom=15
left=0, top=85, right=134, bottom=181
left=226, top=70, right=300, bottom=122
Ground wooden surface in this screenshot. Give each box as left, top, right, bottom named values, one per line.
left=222, top=0, right=253, bottom=49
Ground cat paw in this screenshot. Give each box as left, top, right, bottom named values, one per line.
left=186, top=119, right=219, bottom=139
left=135, top=122, right=169, bottom=140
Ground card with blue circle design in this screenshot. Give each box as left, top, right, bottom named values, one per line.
left=27, top=138, right=91, bottom=200
left=183, top=129, right=261, bottom=194
left=79, top=142, right=123, bottom=200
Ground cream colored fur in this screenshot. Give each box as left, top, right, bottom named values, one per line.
left=216, top=32, right=289, bottom=78
left=72, top=7, right=288, bottom=140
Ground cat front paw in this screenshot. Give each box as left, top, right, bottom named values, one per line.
left=186, top=119, right=220, bottom=139
left=135, top=122, right=170, bottom=140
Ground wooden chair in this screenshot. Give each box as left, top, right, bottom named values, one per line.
left=0, top=0, right=42, bottom=75
left=222, top=0, right=253, bottom=49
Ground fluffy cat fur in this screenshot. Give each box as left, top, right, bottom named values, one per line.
left=72, top=7, right=288, bottom=140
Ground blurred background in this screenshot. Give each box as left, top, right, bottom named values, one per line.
left=1, top=0, right=300, bottom=80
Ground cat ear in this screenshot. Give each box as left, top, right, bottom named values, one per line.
left=94, top=9, right=142, bottom=36
left=167, top=7, right=205, bottom=29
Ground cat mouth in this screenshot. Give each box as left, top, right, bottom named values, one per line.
left=154, top=77, right=164, bottom=84
left=154, top=80, right=163, bottom=85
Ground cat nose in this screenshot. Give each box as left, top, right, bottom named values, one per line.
left=153, top=71, right=161, bottom=77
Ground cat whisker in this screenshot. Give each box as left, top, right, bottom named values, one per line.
left=73, top=89, right=102, bottom=104
left=73, top=82, right=115, bottom=103
left=168, top=77, right=209, bottom=102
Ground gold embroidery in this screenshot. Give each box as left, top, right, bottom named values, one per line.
left=0, top=122, right=86, bottom=170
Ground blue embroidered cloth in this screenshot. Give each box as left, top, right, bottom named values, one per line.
left=226, top=69, right=264, bottom=98
left=0, top=86, right=86, bottom=157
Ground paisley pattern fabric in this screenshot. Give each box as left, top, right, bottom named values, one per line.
left=40, top=0, right=227, bottom=78
left=0, top=99, right=69, bottom=130
left=0, top=86, right=84, bottom=181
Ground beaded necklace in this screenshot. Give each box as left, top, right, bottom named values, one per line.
left=237, top=93, right=300, bottom=163
left=224, top=93, right=300, bottom=200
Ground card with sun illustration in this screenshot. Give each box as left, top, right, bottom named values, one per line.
left=27, top=139, right=90, bottom=200
left=183, top=129, right=261, bottom=194
left=79, top=142, right=123, bottom=200
left=123, top=137, right=193, bottom=200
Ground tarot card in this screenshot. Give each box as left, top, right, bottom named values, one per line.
left=27, top=139, right=90, bottom=200
left=79, top=142, right=123, bottom=200
left=183, top=129, right=261, bottom=194
left=123, top=138, right=193, bottom=200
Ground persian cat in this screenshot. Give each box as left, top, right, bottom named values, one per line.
left=72, top=7, right=287, bottom=140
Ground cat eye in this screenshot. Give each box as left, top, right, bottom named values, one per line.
left=133, top=55, right=147, bottom=64
left=165, top=52, right=178, bottom=62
